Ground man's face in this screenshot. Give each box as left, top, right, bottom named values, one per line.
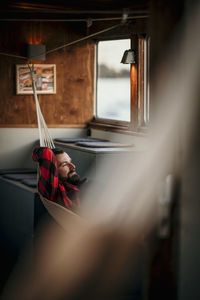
left=55, top=152, right=80, bottom=185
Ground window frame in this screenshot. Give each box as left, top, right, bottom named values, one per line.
left=89, top=34, right=150, bottom=135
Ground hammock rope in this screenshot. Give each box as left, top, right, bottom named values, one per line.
left=28, top=63, right=55, bottom=148
left=45, top=23, right=121, bottom=55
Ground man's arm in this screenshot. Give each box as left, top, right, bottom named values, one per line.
left=32, top=147, right=59, bottom=201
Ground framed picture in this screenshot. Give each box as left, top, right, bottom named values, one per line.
left=16, top=64, right=56, bottom=94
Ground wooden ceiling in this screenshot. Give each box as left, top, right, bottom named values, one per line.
left=1, top=0, right=149, bottom=21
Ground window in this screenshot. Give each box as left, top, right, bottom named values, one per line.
left=90, top=35, right=150, bottom=134
left=96, top=39, right=131, bottom=122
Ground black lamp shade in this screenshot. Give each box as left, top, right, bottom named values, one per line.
left=27, top=44, right=46, bottom=61
left=121, top=49, right=136, bottom=64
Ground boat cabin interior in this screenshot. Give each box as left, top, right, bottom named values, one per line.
left=0, top=0, right=200, bottom=299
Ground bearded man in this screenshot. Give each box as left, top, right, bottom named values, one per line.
left=33, top=147, right=83, bottom=210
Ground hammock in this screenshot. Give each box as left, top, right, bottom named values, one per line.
left=38, top=192, right=84, bottom=230
left=25, top=25, right=123, bottom=227
left=29, top=63, right=83, bottom=229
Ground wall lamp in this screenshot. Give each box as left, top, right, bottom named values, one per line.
left=121, top=49, right=136, bottom=64
left=27, top=44, right=46, bottom=61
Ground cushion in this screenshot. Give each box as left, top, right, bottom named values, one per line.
left=54, top=138, right=108, bottom=143
left=21, top=178, right=37, bottom=188
left=75, top=141, right=134, bottom=148
left=2, top=173, right=37, bottom=181
left=0, top=168, right=36, bottom=175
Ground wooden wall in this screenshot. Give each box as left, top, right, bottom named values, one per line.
left=0, top=21, right=95, bottom=127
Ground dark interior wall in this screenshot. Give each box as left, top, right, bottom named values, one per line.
left=0, top=21, right=95, bottom=127
left=149, top=0, right=185, bottom=121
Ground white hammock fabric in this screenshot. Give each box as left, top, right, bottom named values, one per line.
left=38, top=192, right=84, bottom=231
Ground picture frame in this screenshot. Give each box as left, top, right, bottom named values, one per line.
left=16, top=64, right=56, bottom=94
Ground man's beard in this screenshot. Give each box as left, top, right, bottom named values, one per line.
left=67, top=172, right=81, bottom=185
left=59, top=171, right=81, bottom=186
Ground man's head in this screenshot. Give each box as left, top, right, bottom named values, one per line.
left=52, top=147, right=80, bottom=185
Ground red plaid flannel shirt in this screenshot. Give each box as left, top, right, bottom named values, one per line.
left=32, top=147, right=80, bottom=209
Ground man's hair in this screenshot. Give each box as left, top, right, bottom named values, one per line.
left=51, top=147, right=64, bottom=155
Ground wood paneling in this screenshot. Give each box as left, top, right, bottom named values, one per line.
left=0, top=21, right=95, bottom=127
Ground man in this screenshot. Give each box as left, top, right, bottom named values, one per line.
left=33, top=146, right=82, bottom=210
